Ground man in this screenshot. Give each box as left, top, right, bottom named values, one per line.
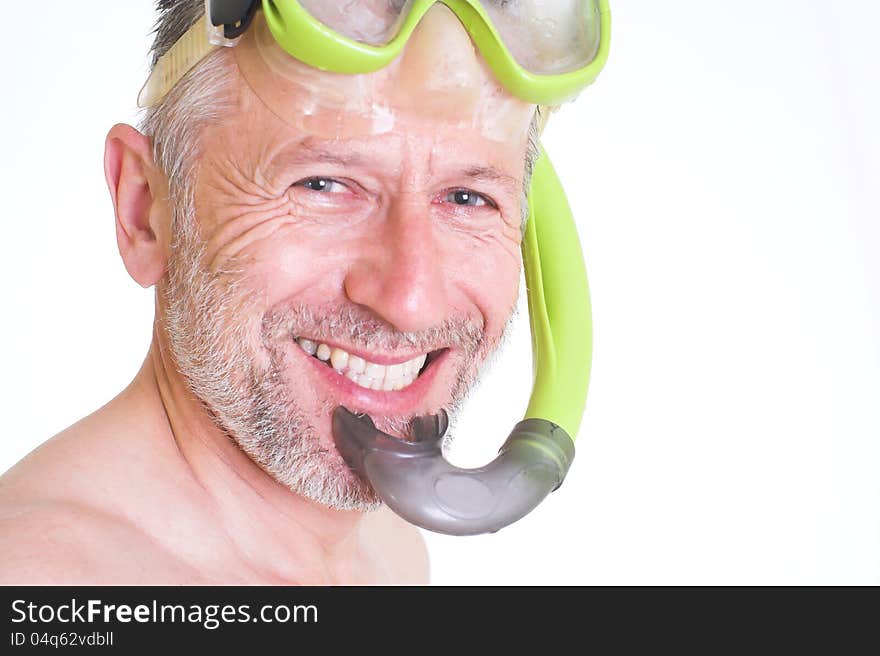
left=0, top=1, right=540, bottom=583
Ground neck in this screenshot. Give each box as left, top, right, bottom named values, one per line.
left=133, top=321, right=367, bottom=578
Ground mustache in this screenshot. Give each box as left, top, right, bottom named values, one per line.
left=261, top=302, right=485, bottom=357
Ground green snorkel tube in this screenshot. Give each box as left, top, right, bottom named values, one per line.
left=141, top=0, right=610, bottom=536
left=333, top=149, right=592, bottom=535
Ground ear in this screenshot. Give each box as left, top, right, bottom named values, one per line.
left=104, top=123, right=169, bottom=287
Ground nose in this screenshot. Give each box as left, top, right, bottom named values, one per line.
left=344, top=194, right=449, bottom=334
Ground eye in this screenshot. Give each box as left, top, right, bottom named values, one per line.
left=443, top=189, right=496, bottom=208
left=295, top=177, right=348, bottom=194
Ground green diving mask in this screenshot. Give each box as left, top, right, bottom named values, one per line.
left=140, top=0, right=611, bottom=536
left=140, top=0, right=610, bottom=108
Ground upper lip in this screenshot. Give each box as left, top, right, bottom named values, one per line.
left=295, top=336, right=444, bottom=365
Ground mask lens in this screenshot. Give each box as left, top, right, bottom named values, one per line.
left=297, top=0, right=411, bottom=46
left=480, top=0, right=602, bottom=75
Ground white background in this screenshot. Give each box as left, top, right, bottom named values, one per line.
left=1, top=1, right=877, bottom=584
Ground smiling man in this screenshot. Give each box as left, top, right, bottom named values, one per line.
left=0, top=1, right=542, bottom=584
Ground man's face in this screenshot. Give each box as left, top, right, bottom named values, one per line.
left=161, top=9, right=531, bottom=510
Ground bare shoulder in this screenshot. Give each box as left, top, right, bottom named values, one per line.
left=364, top=506, right=431, bottom=585
left=0, top=500, right=191, bottom=585
left=0, top=500, right=120, bottom=584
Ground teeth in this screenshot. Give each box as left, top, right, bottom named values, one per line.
left=348, top=355, right=366, bottom=374
left=296, top=338, right=431, bottom=392
left=385, top=363, right=404, bottom=381
left=316, top=343, right=331, bottom=361
left=364, top=362, right=384, bottom=379
left=297, top=338, right=317, bottom=356
left=330, top=348, right=349, bottom=372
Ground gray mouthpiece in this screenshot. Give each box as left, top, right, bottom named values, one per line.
left=332, top=407, right=575, bottom=536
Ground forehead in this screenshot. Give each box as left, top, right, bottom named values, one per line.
left=208, top=101, right=529, bottom=200
left=228, top=9, right=535, bottom=149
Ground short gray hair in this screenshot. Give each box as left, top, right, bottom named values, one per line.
left=140, top=1, right=233, bottom=239
left=140, top=0, right=540, bottom=235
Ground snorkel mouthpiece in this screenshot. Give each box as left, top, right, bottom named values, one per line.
left=332, top=407, right=575, bottom=536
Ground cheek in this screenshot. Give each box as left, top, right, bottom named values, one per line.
left=445, top=235, right=521, bottom=334
left=244, top=225, right=357, bottom=307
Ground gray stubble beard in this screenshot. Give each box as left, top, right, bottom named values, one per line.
left=161, top=198, right=510, bottom=512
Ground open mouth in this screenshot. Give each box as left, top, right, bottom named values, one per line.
left=295, top=338, right=444, bottom=392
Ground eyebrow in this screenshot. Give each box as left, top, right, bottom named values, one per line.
left=270, top=139, right=521, bottom=195
left=273, top=139, right=369, bottom=170
left=461, top=166, right=521, bottom=195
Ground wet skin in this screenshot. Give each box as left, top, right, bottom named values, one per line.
left=0, top=7, right=530, bottom=584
